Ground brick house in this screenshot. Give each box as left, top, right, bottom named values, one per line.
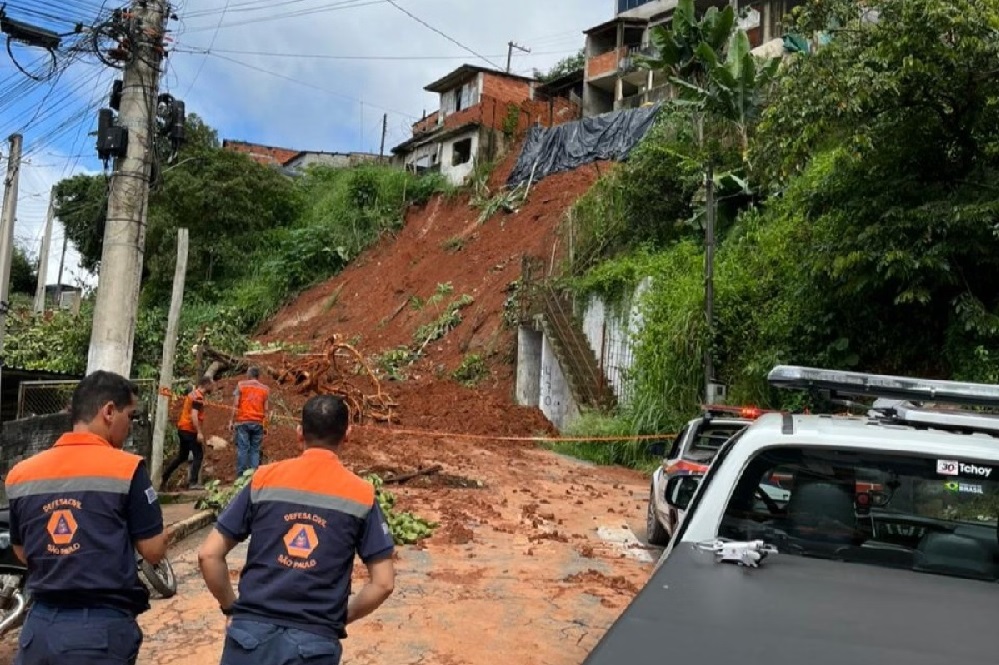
left=221, top=139, right=381, bottom=175
left=392, top=64, right=580, bottom=185
left=582, top=0, right=805, bottom=116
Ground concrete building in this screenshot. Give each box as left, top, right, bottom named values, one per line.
left=392, top=64, right=580, bottom=185
left=582, top=0, right=805, bottom=116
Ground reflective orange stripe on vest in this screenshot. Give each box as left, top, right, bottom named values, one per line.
left=249, top=449, right=374, bottom=518
left=6, top=432, right=141, bottom=498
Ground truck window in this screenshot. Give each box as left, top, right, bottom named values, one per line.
left=717, top=447, right=999, bottom=582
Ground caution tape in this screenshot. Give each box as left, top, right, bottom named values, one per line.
left=155, top=390, right=675, bottom=444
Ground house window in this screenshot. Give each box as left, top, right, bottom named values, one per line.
left=452, top=138, right=472, bottom=166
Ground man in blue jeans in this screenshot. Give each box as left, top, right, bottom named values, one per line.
left=199, top=395, right=395, bottom=664
left=228, top=367, right=270, bottom=476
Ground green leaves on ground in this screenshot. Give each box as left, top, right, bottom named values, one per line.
left=365, top=474, right=437, bottom=545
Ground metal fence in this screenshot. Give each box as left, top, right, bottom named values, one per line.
left=14, top=378, right=159, bottom=462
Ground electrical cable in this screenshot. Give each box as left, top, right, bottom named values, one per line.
left=385, top=0, right=501, bottom=70
left=171, top=45, right=578, bottom=61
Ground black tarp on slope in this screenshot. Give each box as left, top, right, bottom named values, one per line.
left=506, top=103, right=662, bottom=188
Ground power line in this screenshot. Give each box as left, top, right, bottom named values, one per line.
left=171, top=45, right=578, bottom=61
left=201, top=51, right=418, bottom=119
left=182, top=0, right=232, bottom=95
left=180, top=0, right=384, bottom=32
left=385, top=0, right=502, bottom=70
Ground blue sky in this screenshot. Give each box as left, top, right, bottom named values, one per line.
left=0, top=0, right=608, bottom=288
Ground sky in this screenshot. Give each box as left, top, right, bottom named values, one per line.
left=0, top=0, right=609, bottom=289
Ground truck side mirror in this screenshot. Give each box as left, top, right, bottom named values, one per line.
left=647, top=441, right=667, bottom=457
left=666, top=475, right=701, bottom=510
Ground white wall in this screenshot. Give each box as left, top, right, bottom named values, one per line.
left=440, top=130, right=479, bottom=185
left=540, top=334, right=579, bottom=430
left=619, top=0, right=677, bottom=20
left=581, top=276, right=652, bottom=407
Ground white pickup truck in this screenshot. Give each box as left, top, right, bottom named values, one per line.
left=587, top=366, right=999, bottom=665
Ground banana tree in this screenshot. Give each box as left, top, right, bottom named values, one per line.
left=671, top=30, right=782, bottom=163
left=639, top=0, right=736, bottom=86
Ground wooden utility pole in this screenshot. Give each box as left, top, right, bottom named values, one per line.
left=87, top=0, right=169, bottom=377
left=33, top=186, right=55, bottom=313
left=379, top=113, right=388, bottom=161
left=507, top=41, right=530, bottom=73
left=0, top=133, right=23, bottom=372
left=151, top=227, right=188, bottom=489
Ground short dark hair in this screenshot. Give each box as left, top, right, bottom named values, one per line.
left=71, top=371, right=139, bottom=424
left=301, top=395, right=349, bottom=447
left=248, top=366, right=260, bottom=379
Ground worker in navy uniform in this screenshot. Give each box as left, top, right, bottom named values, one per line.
left=198, top=394, right=395, bottom=665
left=5, top=370, right=168, bottom=665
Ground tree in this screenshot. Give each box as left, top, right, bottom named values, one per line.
left=10, top=244, right=37, bottom=295
left=52, top=113, right=301, bottom=305
left=533, top=49, right=585, bottom=82
left=749, top=0, right=999, bottom=378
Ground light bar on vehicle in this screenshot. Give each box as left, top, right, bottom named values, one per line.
left=701, top=404, right=771, bottom=419
left=768, top=365, right=999, bottom=408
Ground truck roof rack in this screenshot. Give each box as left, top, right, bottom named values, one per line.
left=768, top=365, right=999, bottom=436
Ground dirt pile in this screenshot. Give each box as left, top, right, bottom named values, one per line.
left=193, top=146, right=602, bottom=485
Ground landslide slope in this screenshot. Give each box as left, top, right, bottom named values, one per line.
left=199, top=150, right=603, bottom=485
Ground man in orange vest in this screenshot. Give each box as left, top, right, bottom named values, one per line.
left=228, top=367, right=270, bottom=477
left=164, top=375, right=215, bottom=490
left=199, top=394, right=395, bottom=665
left=5, top=370, right=167, bottom=665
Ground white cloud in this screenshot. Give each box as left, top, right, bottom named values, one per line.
left=166, top=0, right=604, bottom=152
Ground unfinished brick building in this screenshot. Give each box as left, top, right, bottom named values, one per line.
left=392, top=65, right=581, bottom=185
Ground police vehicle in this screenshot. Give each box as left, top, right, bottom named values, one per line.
left=646, top=405, right=774, bottom=546
left=586, top=366, right=999, bottom=665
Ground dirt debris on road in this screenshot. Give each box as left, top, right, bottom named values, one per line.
left=0, top=153, right=660, bottom=665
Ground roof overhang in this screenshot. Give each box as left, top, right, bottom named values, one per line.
left=424, top=64, right=535, bottom=93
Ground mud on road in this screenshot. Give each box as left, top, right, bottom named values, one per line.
left=0, top=445, right=657, bottom=665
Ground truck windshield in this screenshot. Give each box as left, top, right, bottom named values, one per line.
left=717, top=447, right=999, bottom=582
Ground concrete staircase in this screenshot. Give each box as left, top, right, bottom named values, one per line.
left=537, top=284, right=617, bottom=412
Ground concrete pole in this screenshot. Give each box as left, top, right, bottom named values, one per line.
left=87, top=0, right=169, bottom=377
left=151, top=227, right=188, bottom=490
left=0, top=133, right=23, bottom=361
left=33, top=186, right=55, bottom=313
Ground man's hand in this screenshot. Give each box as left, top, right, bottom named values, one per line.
left=197, top=432, right=205, bottom=444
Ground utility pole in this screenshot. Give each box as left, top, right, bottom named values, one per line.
left=33, top=186, right=55, bottom=313
left=703, top=163, right=716, bottom=404
left=379, top=113, right=387, bottom=161
left=55, top=230, right=67, bottom=304
left=151, top=227, right=188, bottom=490
left=87, top=0, right=169, bottom=377
left=0, top=134, right=23, bottom=370
left=507, top=41, right=530, bottom=73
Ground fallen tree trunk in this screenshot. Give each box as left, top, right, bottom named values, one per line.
left=383, top=465, right=443, bottom=485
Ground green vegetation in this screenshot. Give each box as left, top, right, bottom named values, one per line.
left=10, top=113, right=452, bottom=379
left=562, top=0, right=999, bottom=467
left=365, top=473, right=437, bottom=544
left=196, top=469, right=255, bottom=515
left=451, top=353, right=489, bottom=386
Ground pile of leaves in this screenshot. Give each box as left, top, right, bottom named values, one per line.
left=365, top=474, right=437, bottom=545
left=195, top=469, right=255, bottom=515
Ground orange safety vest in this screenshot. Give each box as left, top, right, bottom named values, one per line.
left=177, top=388, right=205, bottom=433
left=235, top=380, right=269, bottom=424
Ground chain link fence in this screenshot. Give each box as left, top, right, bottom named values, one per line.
left=12, top=378, right=159, bottom=462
